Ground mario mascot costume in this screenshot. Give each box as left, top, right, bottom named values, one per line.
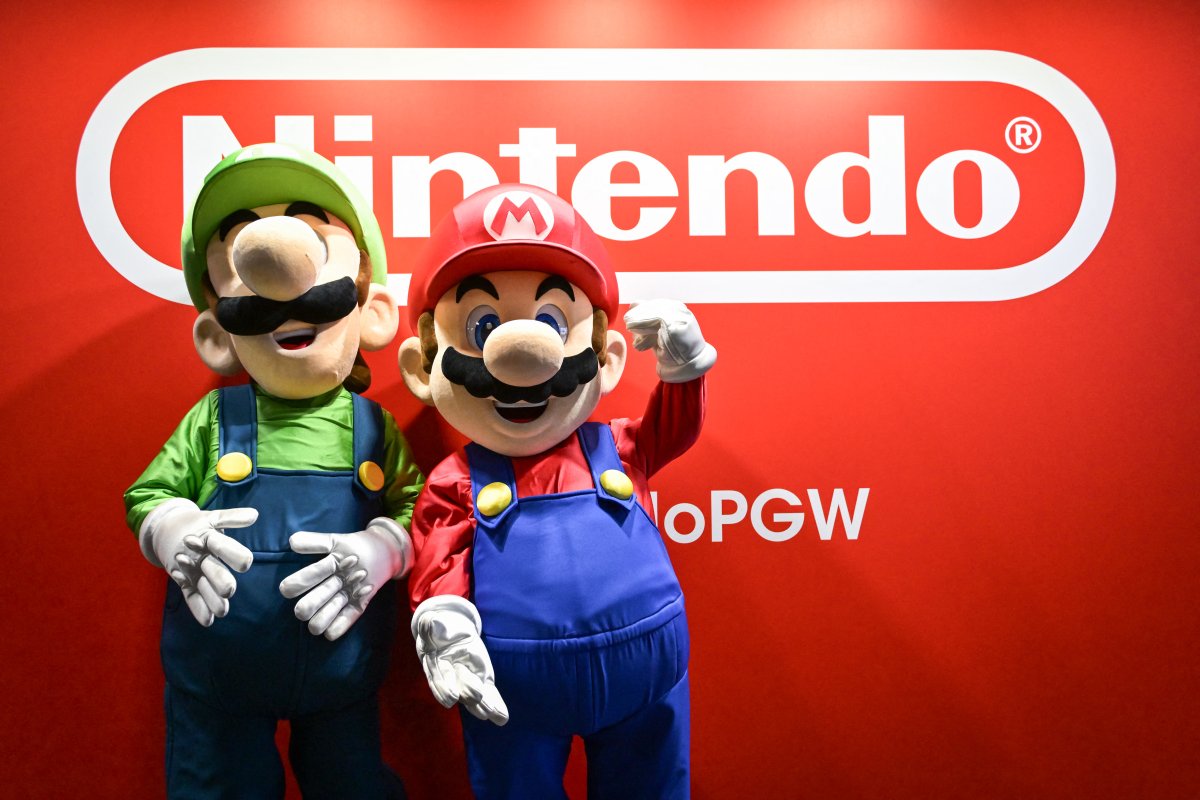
left=398, top=184, right=717, bottom=799
left=124, top=144, right=423, bottom=799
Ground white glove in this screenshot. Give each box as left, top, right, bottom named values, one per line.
left=412, top=595, right=509, bottom=726
left=139, top=498, right=257, bottom=627
left=279, top=517, right=413, bottom=641
left=624, top=299, right=717, bottom=383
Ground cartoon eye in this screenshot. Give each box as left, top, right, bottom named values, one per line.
left=310, top=230, right=329, bottom=266
left=466, top=306, right=501, bottom=350
left=535, top=304, right=568, bottom=342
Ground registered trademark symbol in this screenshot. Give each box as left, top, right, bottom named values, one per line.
left=1006, top=116, right=1042, bottom=153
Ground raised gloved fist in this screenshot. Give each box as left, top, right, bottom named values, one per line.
left=279, top=517, right=413, bottom=641
left=139, top=498, right=257, bottom=627
left=624, top=299, right=717, bottom=383
left=412, top=595, right=509, bottom=726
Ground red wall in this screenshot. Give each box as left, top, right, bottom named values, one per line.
left=3, top=1, right=1199, bottom=797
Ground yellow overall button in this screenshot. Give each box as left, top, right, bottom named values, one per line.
left=599, top=469, right=634, bottom=500
left=358, top=461, right=385, bottom=492
left=476, top=482, right=513, bottom=517
left=216, top=452, right=253, bottom=482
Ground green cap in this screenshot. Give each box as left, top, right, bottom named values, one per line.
left=181, top=143, right=387, bottom=311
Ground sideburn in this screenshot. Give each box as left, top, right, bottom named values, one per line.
left=592, top=310, right=608, bottom=366
left=353, top=249, right=371, bottom=305
left=418, top=312, right=438, bottom=374
left=343, top=250, right=373, bottom=392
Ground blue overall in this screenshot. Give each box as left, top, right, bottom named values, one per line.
left=461, top=422, right=691, bottom=800
left=160, top=384, right=402, bottom=799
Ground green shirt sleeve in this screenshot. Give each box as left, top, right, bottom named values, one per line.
left=123, top=391, right=220, bottom=534
left=381, top=408, right=424, bottom=531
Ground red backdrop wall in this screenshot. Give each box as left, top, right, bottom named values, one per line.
left=3, top=1, right=1198, bottom=797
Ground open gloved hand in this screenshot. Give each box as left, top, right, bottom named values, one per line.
left=624, top=299, right=717, bottom=383
left=412, top=595, right=509, bottom=726
left=278, top=517, right=413, bottom=641
left=139, top=498, right=257, bottom=627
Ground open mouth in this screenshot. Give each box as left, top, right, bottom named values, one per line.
left=493, top=399, right=548, bottom=424
left=273, top=327, right=317, bottom=350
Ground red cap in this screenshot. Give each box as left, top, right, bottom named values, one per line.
left=407, top=184, right=618, bottom=331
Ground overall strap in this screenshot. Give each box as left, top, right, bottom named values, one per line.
left=577, top=422, right=636, bottom=512
left=351, top=393, right=386, bottom=496
left=216, top=384, right=258, bottom=485
left=464, top=442, right=518, bottom=531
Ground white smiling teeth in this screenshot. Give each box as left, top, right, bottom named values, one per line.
left=493, top=400, right=548, bottom=409
left=273, top=327, right=317, bottom=345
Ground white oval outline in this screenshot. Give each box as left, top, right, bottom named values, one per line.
left=484, top=190, right=555, bottom=241
left=76, top=48, right=1115, bottom=305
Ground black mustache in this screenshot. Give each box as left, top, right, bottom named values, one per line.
left=215, top=277, right=358, bottom=336
left=442, top=347, right=599, bottom=404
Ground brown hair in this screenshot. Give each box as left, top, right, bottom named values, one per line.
left=341, top=251, right=374, bottom=393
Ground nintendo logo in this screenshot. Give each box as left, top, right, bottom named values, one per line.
left=77, top=48, right=1115, bottom=305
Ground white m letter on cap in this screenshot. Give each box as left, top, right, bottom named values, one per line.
left=483, top=190, right=555, bottom=241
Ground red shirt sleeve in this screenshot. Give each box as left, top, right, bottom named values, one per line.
left=407, top=451, right=475, bottom=610
left=612, top=375, right=707, bottom=479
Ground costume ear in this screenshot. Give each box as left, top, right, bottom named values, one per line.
left=398, top=336, right=434, bottom=406
left=193, top=310, right=242, bottom=375
left=359, top=284, right=400, bottom=351
left=357, top=286, right=400, bottom=352
left=599, top=328, right=627, bottom=395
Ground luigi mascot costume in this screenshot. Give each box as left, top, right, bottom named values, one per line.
left=125, top=144, right=423, bottom=799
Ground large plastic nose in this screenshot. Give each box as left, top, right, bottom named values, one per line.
left=231, top=216, right=326, bottom=301
left=483, top=320, right=565, bottom=387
